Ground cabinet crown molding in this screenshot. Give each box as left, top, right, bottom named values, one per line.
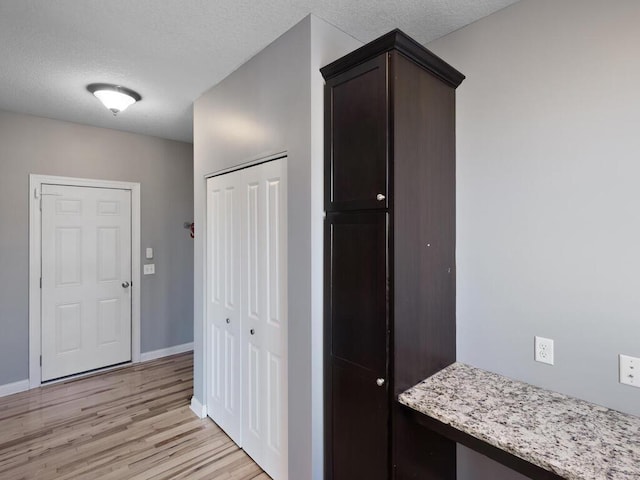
left=320, top=28, right=465, bottom=88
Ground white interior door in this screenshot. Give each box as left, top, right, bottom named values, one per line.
left=241, top=159, right=287, bottom=480
left=41, top=184, right=132, bottom=381
left=206, top=169, right=243, bottom=445
left=206, top=158, right=287, bottom=480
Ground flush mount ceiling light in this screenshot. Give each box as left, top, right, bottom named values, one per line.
left=87, top=83, right=142, bottom=116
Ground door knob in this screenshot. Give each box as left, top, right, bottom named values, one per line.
left=376, top=378, right=385, bottom=387
left=226, top=318, right=230, bottom=324
left=122, top=281, right=130, bottom=288
left=376, top=193, right=386, bottom=201
left=250, top=329, right=255, bottom=335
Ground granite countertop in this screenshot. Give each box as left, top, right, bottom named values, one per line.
left=398, top=363, right=640, bottom=480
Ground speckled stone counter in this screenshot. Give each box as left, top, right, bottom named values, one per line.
left=398, top=363, right=640, bottom=480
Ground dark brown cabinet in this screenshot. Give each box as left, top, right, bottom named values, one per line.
left=322, top=30, right=464, bottom=480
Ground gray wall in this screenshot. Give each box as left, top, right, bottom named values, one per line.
left=193, top=15, right=360, bottom=480
left=0, top=110, right=194, bottom=385
left=427, top=0, right=640, bottom=478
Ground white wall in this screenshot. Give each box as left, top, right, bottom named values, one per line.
left=427, top=0, right=640, bottom=478
left=309, top=18, right=363, bottom=475
left=0, top=110, right=194, bottom=386
left=192, top=15, right=360, bottom=479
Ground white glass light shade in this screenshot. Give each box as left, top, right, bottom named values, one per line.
left=87, top=83, right=141, bottom=115
left=93, top=90, right=136, bottom=114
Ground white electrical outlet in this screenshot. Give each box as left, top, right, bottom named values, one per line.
left=535, top=336, right=554, bottom=365
left=619, top=354, right=639, bottom=388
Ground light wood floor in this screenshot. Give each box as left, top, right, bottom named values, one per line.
left=0, top=353, right=269, bottom=480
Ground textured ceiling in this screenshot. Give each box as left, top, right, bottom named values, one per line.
left=0, top=0, right=519, bottom=143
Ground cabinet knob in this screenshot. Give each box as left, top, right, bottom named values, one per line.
left=376, top=193, right=386, bottom=201
left=250, top=328, right=255, bottom=335
left=226, top=318, right=230, bottom=324
left=376, top=378, right=385, bottom=387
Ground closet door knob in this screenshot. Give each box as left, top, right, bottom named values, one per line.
left=250, top=329, right=255, bottom=335
left=376, top=378, right=385, bottom=387
left=376, top=193, right=386, bottom=201
left=121, top=281, right=130, bottom=288
left=226, top=318, right=230, bottom=324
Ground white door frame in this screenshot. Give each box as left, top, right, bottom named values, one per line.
left=28, top=174, right=141, bottom=388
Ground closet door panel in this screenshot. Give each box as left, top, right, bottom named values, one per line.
left=243, top=173, right=263, bottom=463
left=261, top=160, right=287, bottom=476
left=241, top=159, right=288, bottom=480
left=206, top=170, right=243, bottom=446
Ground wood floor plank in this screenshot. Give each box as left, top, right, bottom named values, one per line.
left=0, top=353, right=270, bottom=480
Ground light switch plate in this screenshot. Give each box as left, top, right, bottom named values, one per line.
left=143, top=264, right=155, bottom=275
left=619, top=354, right=639, bottom=388
left=145, top=247, right=153, bottom=259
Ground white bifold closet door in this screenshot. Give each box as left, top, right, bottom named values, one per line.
left=206, top=158, right=288, bottom=480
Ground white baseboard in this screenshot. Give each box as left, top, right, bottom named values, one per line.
left=140, top=342, right=194, bottom=362
left=190, top=396, right=207, bottom=418
left=0, top=379, right=30, bottom=398
left=0, top=344, right=193, bottom=398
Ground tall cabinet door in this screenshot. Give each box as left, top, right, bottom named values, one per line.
left=325, top=212, right=389, bottom=480
left=206, top=170, right=243, bottom=446
left=325, top=55, right=389, bottom=212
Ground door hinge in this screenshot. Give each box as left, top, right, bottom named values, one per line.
left=40, top=355, right=42, bottom=366
left=40, top=277, right=42, bottom=288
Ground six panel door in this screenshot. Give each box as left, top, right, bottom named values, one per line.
left=325, top=211, right=389, bottom=480
left=41, top=184, right=132, bottom=381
